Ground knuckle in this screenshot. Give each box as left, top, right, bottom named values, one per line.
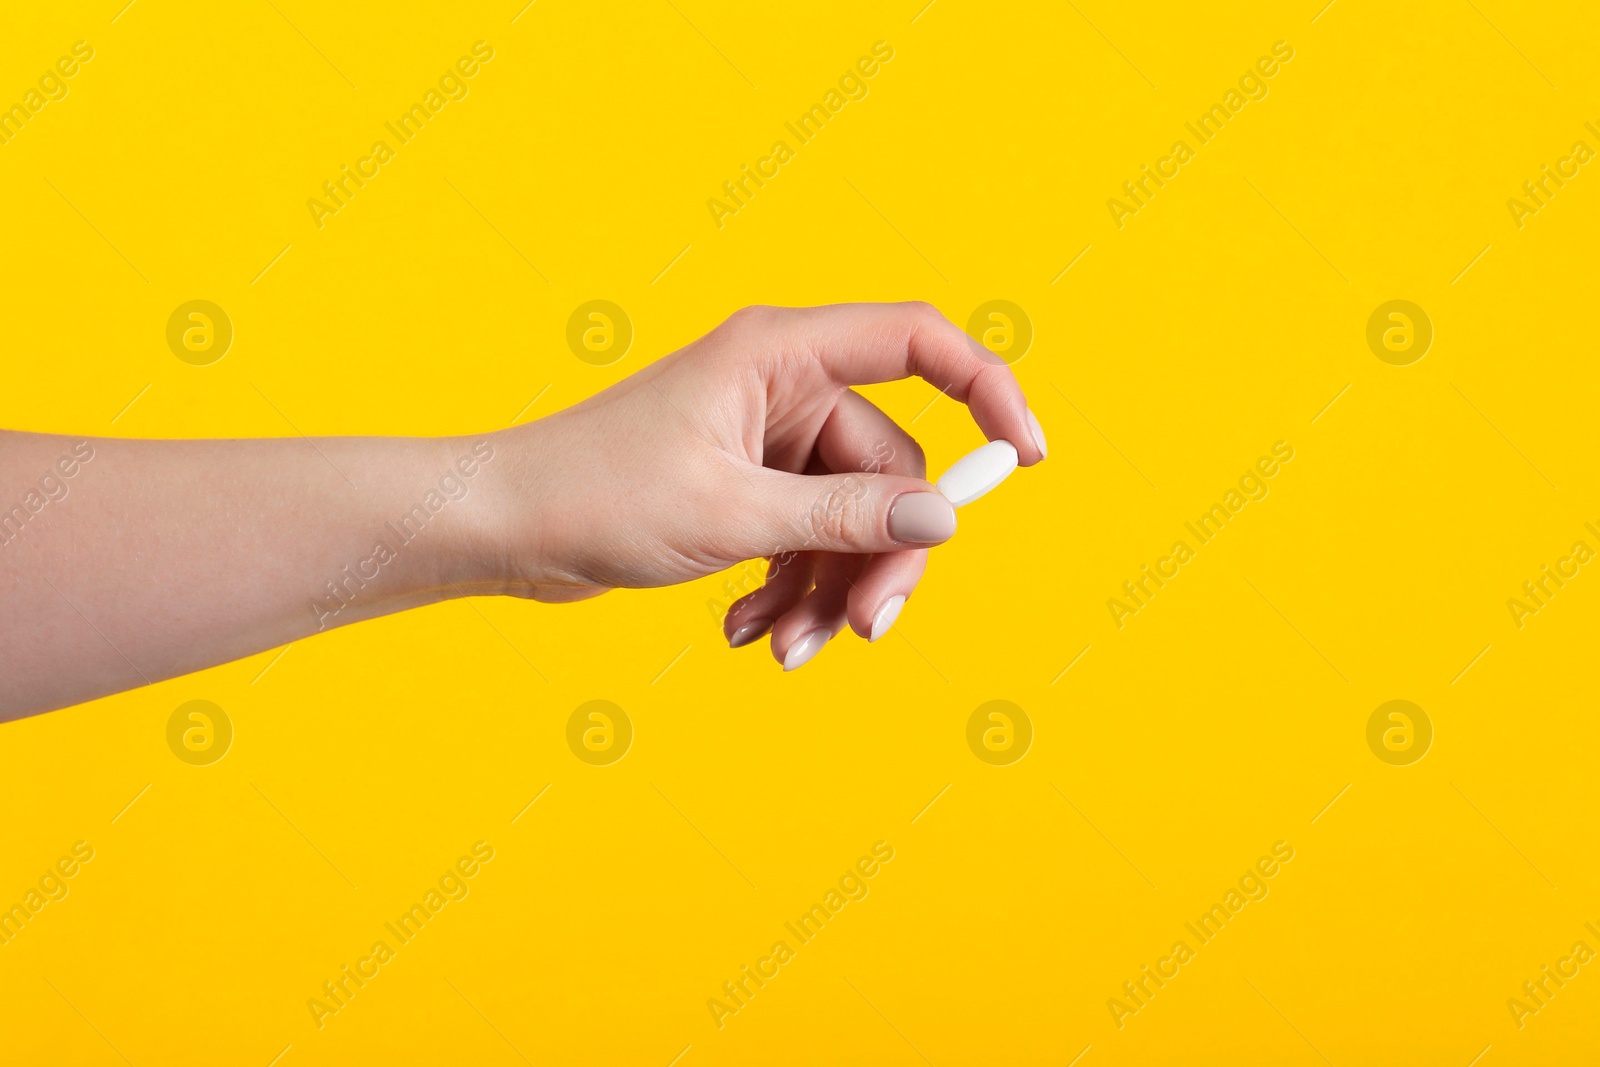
left=727, top=304, right=777, bottom=329
left=968, top=361, right=1015, bottom=406
left=899, top=300, right=964, bottom=352
left=902, top=300, right=950, bottom=333
left=902, top=437, right=927, bottom=477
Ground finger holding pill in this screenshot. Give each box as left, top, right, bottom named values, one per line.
left=765, top=303, right=1047, bottom=466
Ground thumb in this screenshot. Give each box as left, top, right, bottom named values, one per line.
left=740, top=466, right=957, bottom=556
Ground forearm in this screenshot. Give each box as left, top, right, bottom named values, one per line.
left=0, top=429, right=504, bottom=719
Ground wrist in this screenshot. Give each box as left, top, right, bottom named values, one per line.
left=385, top=432, right=514, bottom=602
left=446, top=421, right=558, bottom=599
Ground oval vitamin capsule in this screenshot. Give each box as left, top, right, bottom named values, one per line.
left=935, top=439, right=1018, bottom=507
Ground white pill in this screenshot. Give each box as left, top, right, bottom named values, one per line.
left=935, top=439, right=1018, bottom=507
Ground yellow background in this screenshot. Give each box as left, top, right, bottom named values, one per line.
left=3, top=0, right=1598, bottom=1062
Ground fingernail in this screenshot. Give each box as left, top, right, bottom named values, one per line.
left=1027, top=408, right=1048, bottom=460
left=888, top=492, right=956, bottom=544
left=783, top=629, right=829, bottom=671
left=870, top=595, right=905, bottom=643
left=729, top=620, right=769, bottom=648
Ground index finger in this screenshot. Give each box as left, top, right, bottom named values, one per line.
left=747, top=302, right=1046, bottom=466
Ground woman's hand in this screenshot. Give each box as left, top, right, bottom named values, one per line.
left=0, top=302, right=1043, bottom=718
left=483, top=302, right=1046, bottom=669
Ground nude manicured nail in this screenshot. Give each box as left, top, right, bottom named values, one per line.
left=888, top=492, right=956, bottom=544
left=729, top=621, right=769, bottom=648
left=1027, top=408, right=1048, bottom=460
left=870, top=595, right=905, bottom=643
left=783, top=629, right=829, bottom=671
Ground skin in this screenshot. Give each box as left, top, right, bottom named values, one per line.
left=0, top=302, right=1043, bottom=720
